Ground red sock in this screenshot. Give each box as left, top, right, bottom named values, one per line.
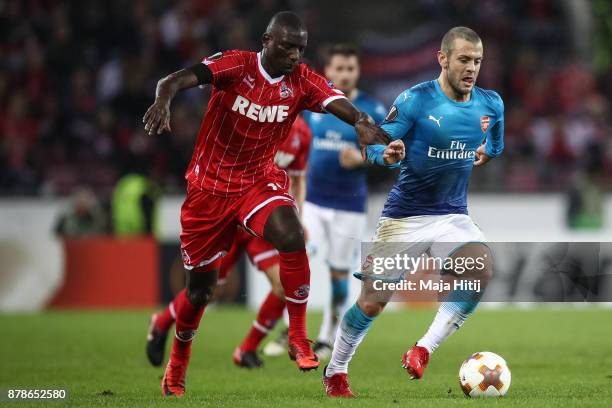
left=278, top=250, right=310, bottom=340
left=155, top=291, right=179, bottom=332
left=170, top=288, right=206, bottom=361
left=240, top=291, right=286, bottom=352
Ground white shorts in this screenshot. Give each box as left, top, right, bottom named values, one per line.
left=357, top=214, right=486, bottom=281
left=303, top=201, right=367, bottom=271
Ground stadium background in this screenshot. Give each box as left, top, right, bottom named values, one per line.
left=1, top=0, right=611, bottom=310
left=1, top=1, right=612, bottom=406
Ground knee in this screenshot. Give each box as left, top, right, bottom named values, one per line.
left=357, top=300, right=384, bottom=318
left=186, top=285, right=215, bottom=308
left=273, top=227, right=305, bottom=252
left=263, top=206, right=305, bottom=252
left=271, top=280, right=285, bottom=299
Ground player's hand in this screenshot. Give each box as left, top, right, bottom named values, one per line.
left=339, top=147, right=364, bottom=169
left=143, top=99, right=172, bottom=136
left=383, top=140, right=405, bottom=165
left=473, top=144, right=491, bottom=166
left=355, top=115, right=391, bottom=145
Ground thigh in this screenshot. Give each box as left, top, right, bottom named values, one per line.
left=180, top=184, right=239, bottom=271
left=355, top=216, right=432, bottom=282
left=430, top=215, right=487, bottom=262
left=238, top=175, right=297, bottom=239
left=328, top=210, right=366, bottom=271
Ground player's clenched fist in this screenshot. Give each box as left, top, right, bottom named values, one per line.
left=143, top=99, right=172, bottom=136
left=382, top=140, right=405, bottom=165
left=473, top=144, right=491, bottom=167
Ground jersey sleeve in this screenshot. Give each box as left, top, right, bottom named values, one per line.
left=485, top=91, right=505, bottom=158
left=379, top=90, right=419, bottom=140
left=287, top=117, right=312, bottom=176
left=201, top=50, right=246, bottom=89
left=366, top=89, right=419, bottom=168
left=299, top=66, right=346, bottom=113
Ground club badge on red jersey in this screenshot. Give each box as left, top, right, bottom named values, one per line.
left=279, top=82, right=294, bottom=98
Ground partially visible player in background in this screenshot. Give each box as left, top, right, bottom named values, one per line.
left=304, top=45, right=386, bottom=358
left=264, top=45, right=386, bottom=359
left=264, top=44, right=386, bottom=359
left=323, top=26, right=504, bottom=397
left=146, top=116, right=312, bottom=369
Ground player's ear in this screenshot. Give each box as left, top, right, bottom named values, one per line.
left=437, top=50, right=447, bottom=69
left=262, top=33, right=272, bottom=49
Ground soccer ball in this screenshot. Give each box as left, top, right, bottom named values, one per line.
left=458, top=351, right=511, bottom=397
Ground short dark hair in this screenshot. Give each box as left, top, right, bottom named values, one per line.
left=324, top=43, right=360, bottom=66
left=441, top=26, right=482, bottom=56
left=266, top=11, right=306, bottom=34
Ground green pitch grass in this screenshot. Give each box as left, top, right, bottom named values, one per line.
left=1, top=307, right=611, bottom=407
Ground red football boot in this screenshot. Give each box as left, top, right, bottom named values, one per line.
left=322, top=365, right=354, bottom=398
left=401, top=344, right=430, bottom=379
left=161, top=357, right=188, bottom=397
left=287, top=337, right=319, bottom=371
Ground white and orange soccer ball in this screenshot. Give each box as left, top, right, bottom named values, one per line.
left=458, top=351, right=511, bottom=397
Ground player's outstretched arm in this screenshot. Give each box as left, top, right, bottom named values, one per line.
left=325, top=98, right=391, bottom=145
left=143, top=65, right=211, bottom=136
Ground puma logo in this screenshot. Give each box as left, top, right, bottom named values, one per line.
left=428, top=115, right=443, bottom=127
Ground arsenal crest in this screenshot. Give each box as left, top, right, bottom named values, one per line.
left=480, top=116, right=490, bottom=133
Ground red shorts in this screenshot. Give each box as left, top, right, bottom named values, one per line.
left=180, top=172, right=293, bottom=272
left=217, top=227, right=279, bottom=284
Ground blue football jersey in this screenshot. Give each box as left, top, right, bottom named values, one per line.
left=366, top=79, right=504, bottom=218
left=305, top=91, right=386, bottom=213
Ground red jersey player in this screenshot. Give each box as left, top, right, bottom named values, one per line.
left=146, top=115, right=312, bottom=369
left=142, top=11, right=389, bottom=397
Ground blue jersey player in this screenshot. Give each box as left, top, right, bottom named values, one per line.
left=323, top=27, right=504, bottom=397
left=302, top=44, right=387, bottom=358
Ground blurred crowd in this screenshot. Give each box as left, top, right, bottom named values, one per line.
left=1, top=0, right=611, bottom=197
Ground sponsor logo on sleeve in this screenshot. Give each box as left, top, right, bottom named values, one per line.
left=384, top=105, right=398, bottom=122
left=203, top=51, right=223, bottom=65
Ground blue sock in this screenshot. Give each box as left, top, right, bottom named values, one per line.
left=441, top=287, right=483, bottom=319
left=331, top=278, right=349, bottom=306
left=327, top=303, right=376, bottom=375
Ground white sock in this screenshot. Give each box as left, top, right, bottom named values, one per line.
left=326, top=303, right=374, bottom=376
left=317, top=303, right=333, bottom=344
left=416, top=305, right=464, bottom=354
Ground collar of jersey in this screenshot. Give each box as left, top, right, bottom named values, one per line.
left=433, top=79, right=474, bottom=107
left=257, top=52, right=285, bottom=84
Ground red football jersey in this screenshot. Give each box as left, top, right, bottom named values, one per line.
left=186, top=50, right=344, bottom=196
left=274, top=114, right=312, bottom=176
